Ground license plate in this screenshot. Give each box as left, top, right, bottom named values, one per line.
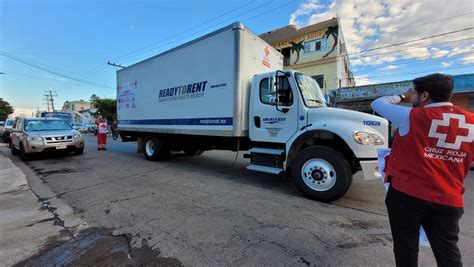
left=56, top=144, right=67, bottom=149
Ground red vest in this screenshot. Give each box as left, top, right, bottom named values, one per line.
left=385, top=105, right=474, bottom=207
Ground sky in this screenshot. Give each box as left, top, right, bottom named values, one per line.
left=1, top=0, right=473, bottom=116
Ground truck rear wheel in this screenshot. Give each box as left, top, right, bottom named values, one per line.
left=292, top=146, right=352, bottom=202
left=143, top=135, right=170, bottom=161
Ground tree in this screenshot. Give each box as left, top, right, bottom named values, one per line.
left=0, top=98, right=14, bottom=120
left=90, top=95, right=116, bottom=122
left=322, top=26, right=339, bottom=58
left=290, top=40, right=305, bottom=65
left=62, top=100, right=72, bottom=111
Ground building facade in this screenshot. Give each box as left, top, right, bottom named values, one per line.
left=260, top=17, right=354, bottom=95
left=61, top=100, right=92, bottom=122
left=330, top=73, right=474, bottom=113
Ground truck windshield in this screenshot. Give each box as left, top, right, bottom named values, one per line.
left=295, top=73, right=326, bottom=108
left=24, top=120, right=72, bottom=131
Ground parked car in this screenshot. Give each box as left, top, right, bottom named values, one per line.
left=0, top=119, right=15, bottom=143
left=9, top=117, right=84, bottom=160
left=70, top=122, right=89, bottom=133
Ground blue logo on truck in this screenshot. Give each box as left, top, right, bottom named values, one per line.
left=158, top=81, right=208, bottom=99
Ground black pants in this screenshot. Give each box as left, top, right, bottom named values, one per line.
left=385, top=185, right=464, bottom=267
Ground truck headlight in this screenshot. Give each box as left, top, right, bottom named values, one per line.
left=27, top=135, right=44, bottom=142
left=73, top=134, right=83, bottom=140
left=353, top=131, right=384, bottom=145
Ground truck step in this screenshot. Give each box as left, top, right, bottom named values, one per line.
left=246, top=164, right=283, bottom=175
left=248, top=148, right=285, bottom=155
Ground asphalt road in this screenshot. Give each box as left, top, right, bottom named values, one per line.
left=7, top=133, right=474, bottom=266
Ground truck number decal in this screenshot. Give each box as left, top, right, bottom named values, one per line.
left=363, top=120, right=381, bottom=126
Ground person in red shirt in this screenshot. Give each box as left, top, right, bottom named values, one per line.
left=96, top=116, right=108, bottom=151
left=372, top=73, right=473, bottom=267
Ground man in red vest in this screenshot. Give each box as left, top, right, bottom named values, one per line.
left=371, top=73, right=473, bottom=267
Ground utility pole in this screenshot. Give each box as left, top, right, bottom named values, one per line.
left=107, top=61, right=126, bottom=69
left=43, top=90, right=58, bottom=112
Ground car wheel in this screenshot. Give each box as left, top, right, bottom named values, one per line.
left=10, top=142, right=19, bottom=155
left=75, top=148, right=84, bottom=155
left=19, top=143, right=30, bottom=161
left=292, top=146, right=352, bottom=203
left=143, top=135, right=170, bottom=161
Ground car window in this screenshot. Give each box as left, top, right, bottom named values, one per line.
left=6, top=120, right=14, bottom=126
left=24, top=120, right=72, bottom=131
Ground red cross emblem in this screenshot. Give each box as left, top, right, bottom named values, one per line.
left=264, top=46, right=270, bottom=57
left=428, top=113, right=474, bottom=149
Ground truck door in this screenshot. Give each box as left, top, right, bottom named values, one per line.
left=250, top=74, right=299, bottom=143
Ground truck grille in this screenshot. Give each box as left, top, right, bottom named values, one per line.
left=45, top=136, right=73, bottom=144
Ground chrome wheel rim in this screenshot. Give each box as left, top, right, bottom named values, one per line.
left=145, top=140, right=155, bottom=156
left=301, top=158, right=336, bottom=191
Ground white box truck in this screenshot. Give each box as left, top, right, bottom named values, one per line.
left=116, top=22, right=388, bottom=202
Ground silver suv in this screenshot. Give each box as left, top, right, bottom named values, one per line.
left=10, top=117, right=84, bottom=160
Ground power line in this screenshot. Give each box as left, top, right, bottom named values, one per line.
left=349, top=37, right=474, bottom=60
left=392, top=11, right=474, bottom=32
left=351, top=51, right=474, bottom=71
left=118, top=0, right=295, bottom=64
left=342, top=11, right=474, bottom=45
left=0, top=52, right=115, bottom=89
left=112, top=0, right=260, bottom=62
left=353, top=64, right=474, bottom=80
left=43, top=90, right=58, bottom=112
left=71, top=1, right=261, bottom=91
left=348, top=27, right=473, bottom=56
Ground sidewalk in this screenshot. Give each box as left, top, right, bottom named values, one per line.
left=0, top=150, right=85, bottom=265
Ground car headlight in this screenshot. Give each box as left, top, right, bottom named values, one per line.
left=353, top=131, right=384, bottom=145
left=27, top=135, right=44, bottom=142
left=73, top=134, right=83, bottom=140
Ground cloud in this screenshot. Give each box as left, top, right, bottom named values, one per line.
left=289, top=0, right=474, bottom=70
left=289, top=0, right=326, bottom=26
left=354, top=74, right=376, bottom=86
left=460, top=54, right=474, bottom=64
left=441, top=61, right=452, bottom=67
left=430, top=47, right=450, bottom=58
left=381, top=65, right=399, bottom=70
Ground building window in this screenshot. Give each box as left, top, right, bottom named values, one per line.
left=311, top=75, right=324, bottom=89
left=281, top=47, right=291, bottom=66
left=304, top=38, right=326, bottom=54
left=468, top=97, right=474, bottom=108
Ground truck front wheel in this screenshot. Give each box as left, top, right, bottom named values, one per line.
left=292, top=146, right=352, bottom=202
left=143, top=135, right=170, bottom=161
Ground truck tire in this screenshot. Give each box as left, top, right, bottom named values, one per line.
left=292, top=146, right=352, bottom=202
left=19, top=143, right=30, bottom=161
left=143, top=135, right=170, bottom=161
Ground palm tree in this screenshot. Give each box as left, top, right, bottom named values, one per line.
left=322, top=26, right=339, bottom=58
left=290, top=40, right=305, bottom=65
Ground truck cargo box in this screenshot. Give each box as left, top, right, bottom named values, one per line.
left=117, top=22, right=283, bottom=137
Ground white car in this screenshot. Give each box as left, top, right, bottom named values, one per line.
left=0, top=119, right=15, bottom=142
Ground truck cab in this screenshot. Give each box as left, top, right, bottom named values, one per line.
left=248, top=70, right=388, bottom=201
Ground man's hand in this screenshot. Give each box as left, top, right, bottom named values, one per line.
left=401, top=88, right=417, bottom=103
